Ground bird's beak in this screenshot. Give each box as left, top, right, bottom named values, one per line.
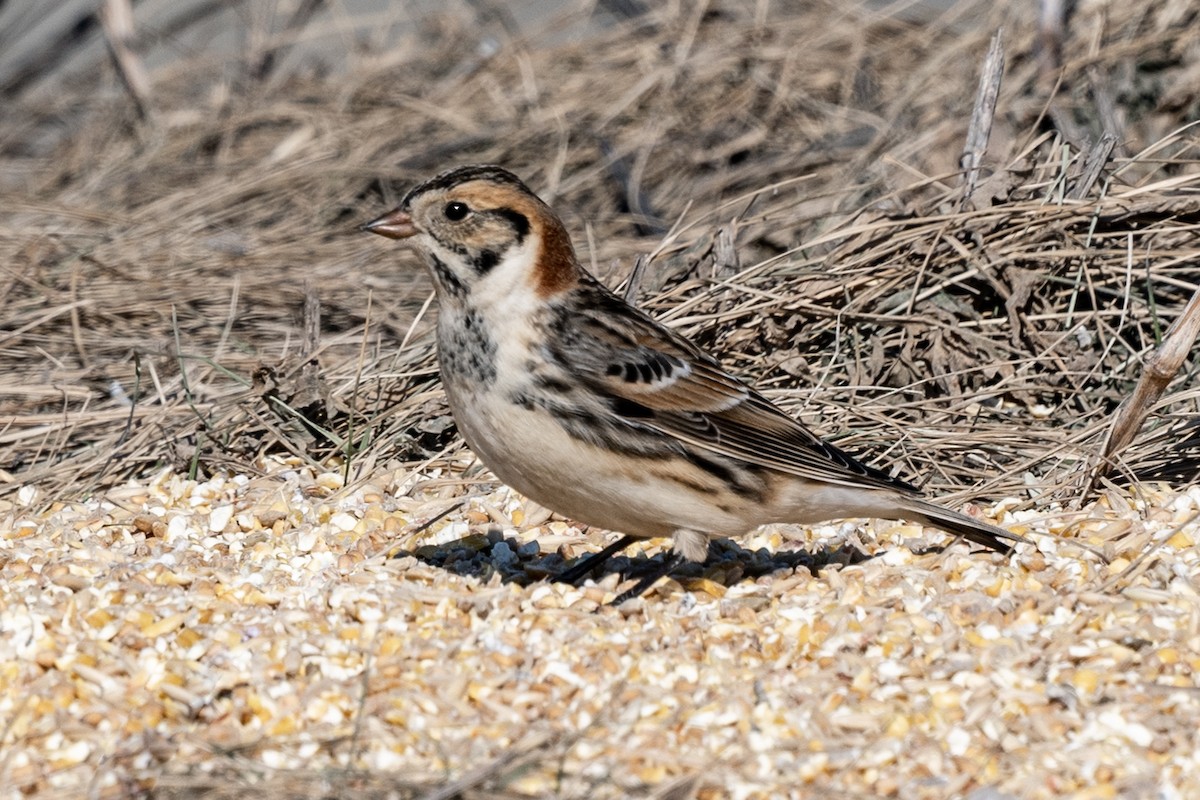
left=361, top=208, right=417, bottom=239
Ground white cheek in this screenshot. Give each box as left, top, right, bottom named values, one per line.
left=472, top=237, right=540, bottom=309
left=477, top=238, right=536, bottom=296
left=424, top=239, right=469, bottom=278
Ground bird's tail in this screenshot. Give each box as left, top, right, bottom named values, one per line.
left=902, top=498, right=1029, bottom=554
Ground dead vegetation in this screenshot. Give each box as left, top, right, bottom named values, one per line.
left=4, top=2, right=1200, bottom=797
left=0, top=0, right=1195, bottom=512
left=2, top=2, right=1199, bottom=503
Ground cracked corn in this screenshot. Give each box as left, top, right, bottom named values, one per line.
left=1, top=457, right=1198, bottom=798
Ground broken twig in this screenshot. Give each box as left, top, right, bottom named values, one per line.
left=1088, top=284, right=1200, bottom=495
left=960, top=29, right=1005, bottom=209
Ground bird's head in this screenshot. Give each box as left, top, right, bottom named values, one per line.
left=362, top=164, right=580, bottom=302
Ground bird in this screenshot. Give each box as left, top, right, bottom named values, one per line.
left=362, top=164, right=1029, bottom=602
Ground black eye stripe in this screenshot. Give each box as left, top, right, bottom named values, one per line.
left=492, top=209, right=530, bottom=243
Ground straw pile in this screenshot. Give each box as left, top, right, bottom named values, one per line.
left=2, top=0, right=1199, bottom=797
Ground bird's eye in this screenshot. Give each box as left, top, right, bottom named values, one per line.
left=444, top=201, right=470, bottom=221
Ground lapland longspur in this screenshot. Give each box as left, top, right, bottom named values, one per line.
left=364, top=165, right=1027, bottom=602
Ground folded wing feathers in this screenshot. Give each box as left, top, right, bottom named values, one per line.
left=559, top=297, right=920, bottom=494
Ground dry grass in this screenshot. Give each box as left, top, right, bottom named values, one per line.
left=4, top=0, right=1200, bottom=507
left=4, top=2, right=1200, bottom=796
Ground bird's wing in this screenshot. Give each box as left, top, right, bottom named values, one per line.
left=548, top=281, right=919, bottom=494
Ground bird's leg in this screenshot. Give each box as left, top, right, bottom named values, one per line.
left=607, top=527, right=710, bottom=604
left=557, top=534, right=639, bottom=585
left=608, top=550, right=686, bottom=605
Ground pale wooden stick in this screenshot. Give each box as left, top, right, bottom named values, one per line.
left=1089, top=284, right=1200, bottom=493
left=960, top=29, right=1005, bottom=209
left=99, top=0, right=152, bottom=119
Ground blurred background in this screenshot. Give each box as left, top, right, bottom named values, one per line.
left=2, top=0, right=1199, bottom=503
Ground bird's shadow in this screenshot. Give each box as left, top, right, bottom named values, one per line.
left=396, top=527, right=875, bottom=592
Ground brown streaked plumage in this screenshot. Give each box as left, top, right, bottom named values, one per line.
left=363, top=164, right=1030, bottom=602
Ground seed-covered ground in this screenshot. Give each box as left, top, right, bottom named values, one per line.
left=4, top=0, right=1200, bottom=797
left=2, top=458, right=1197, bottom=798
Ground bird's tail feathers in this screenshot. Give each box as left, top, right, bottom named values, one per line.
left=903, top=498, right=1029, bottom=554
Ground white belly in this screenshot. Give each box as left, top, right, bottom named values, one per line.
left=433, top=299, right=768, bottom=540
left=445, top=383, right=756, bottom=538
